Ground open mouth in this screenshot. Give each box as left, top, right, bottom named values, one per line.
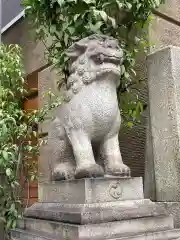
left=102, top=55, right=120, bottom=65
left=98, top=66, right=121, bottom=76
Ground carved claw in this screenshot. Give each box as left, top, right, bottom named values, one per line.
left=52, top=163, right=75, bottom=181
left=105, top=164, right=131, bottom=178
left=75, top=164, right=104, bottom=179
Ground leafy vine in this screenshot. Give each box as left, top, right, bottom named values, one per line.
left=0, top=45, right=61, bottom=235
left=24, top=0, right=164, bottom=126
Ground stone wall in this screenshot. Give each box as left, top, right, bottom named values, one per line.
left=2, top=19, right=48, bottom=75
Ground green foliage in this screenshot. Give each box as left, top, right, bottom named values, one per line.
left=0, top=45, right=62, bottom=233
left=0, top=45, right=26, bottom=231
left=23, top=0, right=164, bottom=126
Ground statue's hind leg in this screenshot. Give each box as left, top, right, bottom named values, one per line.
left=48, top=119, right=75, bottom=180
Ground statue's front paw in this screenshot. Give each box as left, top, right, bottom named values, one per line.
left=52, top=163, right=75, bottom=181
left=105, top=163, right=131, bottom=178
left=75, top=164, right=104, bottom=179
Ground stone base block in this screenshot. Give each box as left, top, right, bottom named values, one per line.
left=24, top=199, right=167, bottom=224
left=11, top=177, right=180, bottom=240
left=11, top=228, right=180, bottom=240
left=11, top=229, right=51, bottom=240
left=157, top=202, right=180, bottom=228
left=38, top=177, right=143, bottom=204
left=15, top=215, right=174, bottom=240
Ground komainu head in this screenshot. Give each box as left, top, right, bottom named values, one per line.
left=64, top=34, right=123, bottom=102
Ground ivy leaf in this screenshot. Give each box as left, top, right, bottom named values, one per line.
left=7, top=219, right=12, bottom=229
left=126, top=2, right=132, bottom=10
left=6, top=168, right=12, bottom=177
left=12, top=220, right=17, bottom=229
left=121, top=65, right=126, bottom=75
left=10, top=203, right=15, bottom=212
left=124, top=72, right=130, bottom=79
left=102, top=2, right=111, bottom=8
left=137, top=101, right=144, bottom=113
left=57, top=0, right=64, bottom=6
left=2, top=124, right=7, bottom=135
left=64, top=33, right=69, bottom=46
left=30, top=175, right=35, bottom=181
left=108, top=17, right=116, bottom=28
left=2, top=151, right=9, bottom=161
left=99, top=11, right=108, bottom=22
left=115, top=0, right=124, bottom=10
left=74, top=14, right=80, bottom=22
left=67, top=26, right=75, bottom=34
left=82, top=0, right=95, bottom=4
left=11, top=183, right=15, bottom=189
left=88, top=21, right=103, bottom=33
left=127, top=121, right=134, bottom=128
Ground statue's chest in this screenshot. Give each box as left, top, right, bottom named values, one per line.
left=84, top=83, right=118, bottom=137
left=87, top=82, right=118, bottom=119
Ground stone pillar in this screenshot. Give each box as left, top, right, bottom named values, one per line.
left=145, top=46, right=180, bottom=226
left=38, top=66, right=61, bottom=199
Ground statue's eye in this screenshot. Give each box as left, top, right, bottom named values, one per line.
left=88, top=46, right=95, bottom=52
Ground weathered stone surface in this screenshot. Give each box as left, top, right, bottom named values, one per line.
left=2, top=19, right=48, bottom=75
left=144, top=106, right=156, bottom=201
left=11, top=228, right=180, bottom=240
left=0, top=220, right=4, bottom=240
left=11, top=229, right=54, bottom=240
left=114, top=229, right=180, bottom=240
left=149, top=16, right=180, bottom=53
left=47, top=34, right=130, bottom=181
left=38, top=137, right=52, bottom=186
left=147, top=46, right=180, bottom=201
left=38, top=66, right=60, bottom=110
left=38, top=177, right=143, bottom=204
left=38, top=66, right=63, bottom=185
left=16, top=215, right=174, bottom=240
left=157, top=202, right=180, bottom=229
left=24, top=199, right=167, bottom=224
left=157, top=0, right=180, bottom=23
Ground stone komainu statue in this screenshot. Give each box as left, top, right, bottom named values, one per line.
left=48, top=34, right=130, bottom=180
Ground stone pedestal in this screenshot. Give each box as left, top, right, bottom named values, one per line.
left=11, top=177, right=180, bottom=240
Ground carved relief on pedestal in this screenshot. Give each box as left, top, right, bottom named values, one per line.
left=108, top=181, right=122, bottom=200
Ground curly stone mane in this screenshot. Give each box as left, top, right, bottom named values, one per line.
left=63, top=34, right=123, bottom=102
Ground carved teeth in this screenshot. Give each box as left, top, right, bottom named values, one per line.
left=100, top=54, right=104, bottom=62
